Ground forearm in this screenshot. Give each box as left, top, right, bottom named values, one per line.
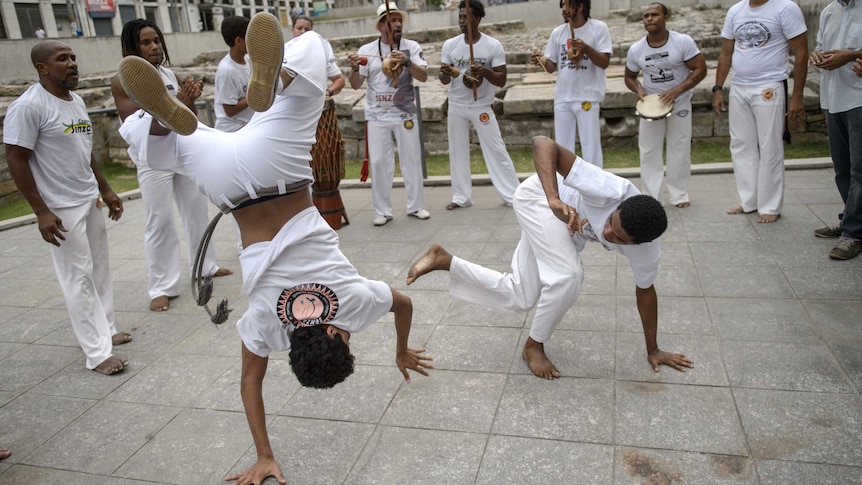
left=586, top=48, right=610, bottom=69
left=223, top=98, right=249, bottom=117
left=791, top=54, right=808, bottom=100
left=484, top=67, right=506, bottom=88
left=635, top=285, right=659, bottom=354
left=391, top=288, right=413, bottom=356
left=7, top=156, right=50, bottom=215
left=328, top=74, right=346, bottom=95
left=90, top=155, right=113, bottom=196
left=624, top=72, right=642, bottom=95
left=348, top=70, right=364, bottom=90
left=531, top=136, right=562, bottom=202
left=408, top=64, right=428, bottom=83
left=240, top=346, right=274, bottom=459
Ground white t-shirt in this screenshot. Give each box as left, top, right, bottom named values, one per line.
left=323, top=38, right=341, bottom=80
left=441, top=33, right=506, bottom=106
left=558, top=158, right=661, bottom=289
left=237, top=208, right=393, bottom=357
left=721, top=0, right=807, bottom=85
left=626, top=31, right=701, bottom=107
left=3, top=83, right=99, bottom=209
left=124, top=64, right=182, bottom=170
left=544, top=19, right=613, bottom=104
left=357, top=38, right=427, bottom=122
left=214, top=53, right=254, bottom=132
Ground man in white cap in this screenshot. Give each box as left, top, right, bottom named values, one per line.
left=347, top=1, right=430, bottom=226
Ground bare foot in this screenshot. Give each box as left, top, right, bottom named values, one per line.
left=0, top=449, right=10, bottom=460
left=406, top=244, right=453, bottom=285
left=522, top=338, right=560, bottom=380
left=112, top=332, right=132, bottom=345
left=150, top=295, right=171, bottom=312
left=675, top=202, right=690, bottom=208
left=726, top=205, right=755, bottom=215
left=214, top=267, right=233, bottom=277
left=93, top=356, right=128, bottom=375
left=758, top=213, right=781, bottom=223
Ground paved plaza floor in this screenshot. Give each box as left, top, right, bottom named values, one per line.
left=0, top=165, right=860, bottom=484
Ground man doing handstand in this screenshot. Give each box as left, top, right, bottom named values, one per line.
left=408, top=135, right=692, bottom=379
left=116, top=14, right=433, bottom=484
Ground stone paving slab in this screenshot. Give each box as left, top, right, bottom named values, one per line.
left=1, top=168, right=861, bottom=484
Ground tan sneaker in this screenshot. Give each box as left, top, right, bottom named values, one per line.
left=245, top=12, right=284, bottom=112
left=117, top=56, right=197, bottom=136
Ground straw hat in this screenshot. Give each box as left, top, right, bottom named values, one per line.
left=376, top=2, right=407, bottom=22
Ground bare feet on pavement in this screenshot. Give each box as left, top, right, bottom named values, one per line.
left=758, top=213, right=780, bottom=223
left=726, top=205, right=754, bottom=215
left=150, top=295, right=173, bottom=312
left=0, top=449, right=10, bottom=460
left=93, top=356, right=128, bottom=375
left=522, top=338, right=560, bottom=380
left=214, top=267, right=233, bottom=277
left=675, top=202, right=690, bottom=208
left=406, top=244, right=453, bottom=285
left=112, top=332, right=132, bottom=345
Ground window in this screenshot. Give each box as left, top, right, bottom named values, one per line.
left=14, top=3, right=43, bottom=39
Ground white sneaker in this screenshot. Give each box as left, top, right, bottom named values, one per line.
left=408, top=209, right=431, bottom=220
left=373, top=215, right=392, bottom=226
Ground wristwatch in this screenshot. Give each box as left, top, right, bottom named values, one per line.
left=326, top=89, right=334, bottom=97
left=403, top=59, right=412, bottom=67
left=712, top=84, right=723, bottom=93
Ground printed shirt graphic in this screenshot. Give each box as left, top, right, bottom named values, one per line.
left=441, top=33, right=506, bottom=106
left=2, top=83, right=98, bottom=208
left=544, top=18, right=613, bottom=104
left=277, top=283, right=339, bottom=328
left=626, top=31, right=701, bottom=107
left=721, top=0, right=807, bottom=85
left=358, top=38, right=428, bottom=122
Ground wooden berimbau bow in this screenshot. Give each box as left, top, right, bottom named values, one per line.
left=464, top=0, right=477, bottom=101
left=384, top=1, right=398, bottom=89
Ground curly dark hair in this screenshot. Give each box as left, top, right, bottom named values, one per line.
left=617, top=195, right=667, bottom=244
left=458, top=0, right=485, bottom=18
left=120, top=19, right=170, bottom=65
left=288, top=325, right=355, bottom=388
left=220, top=16, right=249, bottom=47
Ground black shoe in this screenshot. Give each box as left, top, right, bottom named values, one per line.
left=814, top=225, right=843, bottom=238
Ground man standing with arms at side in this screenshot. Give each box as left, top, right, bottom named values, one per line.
left=214, top=16, right=254, bottom=132
left=439, top=0, right=521, bottom=210
left=532, top=0, right=612, bottom=168
left=713, top=0, right=808, bottom=223
left=625, top=2, right=706, bottom=209
left=809, top=0, right=862, bottom=260
left=347, top=2, right=430, bottom=226
left=5, top=41, right=131, bottom=375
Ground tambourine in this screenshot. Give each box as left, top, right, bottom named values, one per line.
left=635, top=94, right=673, bottom=120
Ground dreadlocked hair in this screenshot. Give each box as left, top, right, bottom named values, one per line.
left=562, top=0, right=591, bottom=19
left=288, top=325, right=355, bottom=388
left=618, top=195, right=667, bottom=244
left=120, top=19, right=171, bottom=65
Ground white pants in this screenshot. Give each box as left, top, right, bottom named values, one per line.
left=367, top=119, right=426, bottom=217
left=450, top=175, right=583, bottom=343
left=50, top=201, right=118, bottom=369
left=137, top=166, right=218, bottom=300
left=638, top=101, right=692, bottom=206
left=728, top=82, right=786, bottom=215
left=554, top=101, right=603, bottom=168
left=447, top=104, right=520, bottom=206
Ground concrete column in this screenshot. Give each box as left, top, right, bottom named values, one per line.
left=39, top=0, right=58, bottom=37
left=1, top=1, right=23, bottom=39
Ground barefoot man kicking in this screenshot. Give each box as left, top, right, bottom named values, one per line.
left=116, top=14, right=433, bottom=483
left=408, top=135, right=692, bottom=379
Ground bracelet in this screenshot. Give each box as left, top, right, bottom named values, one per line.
left=352, top=66, right=359, bottom=73
left=712, top=84, right=723, bottom=93
left=326, top=89, right=334, bottom=97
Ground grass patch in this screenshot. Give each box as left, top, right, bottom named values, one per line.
left=0, top=162, right=138, bottom=222
left=0, top=141, right=830, bottom=222
left=343, top=140, right=831, bottom=179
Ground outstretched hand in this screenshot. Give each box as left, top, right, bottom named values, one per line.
left=647, top=349, right=694, bottom=373
left=396, top=347, right=435, bottom=383
left=224, top=457, right=286, bottom=485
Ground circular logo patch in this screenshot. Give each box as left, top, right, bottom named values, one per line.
left=404, top=119, right=414, bottom=130
left=762, top=88, right=774, bottom=101
left=479, top=112, right=490, bottom=124
left=677, top=110, right=689, bottom=117
left=581, top=101, right=592, bottom=112
left=276, top=283, right=339, bottom=328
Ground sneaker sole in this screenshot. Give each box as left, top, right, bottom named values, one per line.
left=117, top=57, right=197, bottom=136
left=814, top=231, right=841, bottom=239
left=246, top=12, right=284, bottom=112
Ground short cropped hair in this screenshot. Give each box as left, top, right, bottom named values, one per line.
left=120, top=19, right=171, bottom=65
left=221, top=16, right=249, bottom=47
left=650, top=2, right=670, bottom=16
left=288, top=326, right=355, bottom=388
left=618, top=195, right=667, bottom=244
left=458, top=0, right=485, bottom=18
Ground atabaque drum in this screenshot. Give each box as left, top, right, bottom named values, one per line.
left=310, top=98, right=349, bottom=229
